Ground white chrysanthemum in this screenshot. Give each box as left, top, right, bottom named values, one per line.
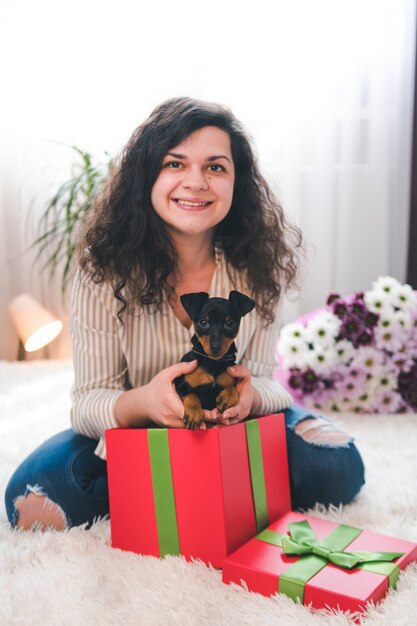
left=392, top=309, right=413, bottom=332
left=333, top=339, right=356, bottom=364
left=375, top=308, right=397, bottom=327
left=304, top=312, right=341, bottom=348
left=279, top=322, right=308, bottom=343
left=391, top=284, right=417, bottom=312
left=370, top=388, right=403, bottom=413
left=350, top=346, right=385, bottom=374
left=279, top=337, right=309, bottom=368
left=364, top=289, right=392, bottom=315
left=304, top=345, right=338, bottom=374
left=374, top=324, right=404, bottom=353
left=373, top=370, right=397, bottom=393
left=370, top=276, right=402, bottom=296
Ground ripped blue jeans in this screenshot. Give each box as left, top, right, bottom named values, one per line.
left=4, top=405, right=365, bottom=529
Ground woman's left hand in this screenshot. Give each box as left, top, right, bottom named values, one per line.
left=211, top=364, right=254, bottom=426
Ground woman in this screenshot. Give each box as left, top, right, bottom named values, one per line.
left=5, top=97, right=365, bottom=530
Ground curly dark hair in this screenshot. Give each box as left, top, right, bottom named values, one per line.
left=78, top=96, right=303, bottom=324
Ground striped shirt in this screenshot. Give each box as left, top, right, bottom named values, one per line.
left=70, top=247, right=293, bottom=459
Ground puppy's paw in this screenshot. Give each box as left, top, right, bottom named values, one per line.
left=182, top=393, right=204, bottom=430
left=183, top=410, right=204, bottom=430
left=216, top=387, right=239, bottom=413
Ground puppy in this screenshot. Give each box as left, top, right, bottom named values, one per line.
left=174, top=290, right=255, bottom=429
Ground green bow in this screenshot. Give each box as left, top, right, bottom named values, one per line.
left=265, top=520, right=404, bottom=569
left=257, top=520, right=404, bottom=602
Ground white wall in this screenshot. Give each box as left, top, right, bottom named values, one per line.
left=0, top=0, right=415, bottom=360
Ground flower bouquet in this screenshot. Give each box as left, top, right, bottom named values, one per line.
left=277, top=277, right=417, bottom=413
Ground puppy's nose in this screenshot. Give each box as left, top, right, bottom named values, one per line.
left=211, top=343, right=222, bottom=354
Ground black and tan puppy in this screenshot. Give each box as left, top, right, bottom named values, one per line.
left=174, top=290, right=255, bottom=430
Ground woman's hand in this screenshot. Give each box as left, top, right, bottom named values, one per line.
left=207, top=365, right=260, bottom=426
left=115, top=360, right=202, bottom=429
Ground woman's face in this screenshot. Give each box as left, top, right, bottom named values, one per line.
left=151, top=126, right=235, bottom=241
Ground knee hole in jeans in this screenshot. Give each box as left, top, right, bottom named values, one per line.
left=294, top=417, right=352, bottom=447
left=14, top=486, right=68, bottom=531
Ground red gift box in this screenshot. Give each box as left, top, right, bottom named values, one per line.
left=222, top=511, right=417, bottom=616
left=106, top=413, right=291, bottom=567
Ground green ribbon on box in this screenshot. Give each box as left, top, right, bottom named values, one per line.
left=245, top=420, right=268, bottom=532
left=257, top=520, right=404, bottom=603
left=148, top=430, right=180, bottom=557
left=147, top=420, right=270, bottom=557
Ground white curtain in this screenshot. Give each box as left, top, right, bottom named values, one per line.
left=0, top=0, right=415, bottom=359
left=272, top=1, right=417, bottom=324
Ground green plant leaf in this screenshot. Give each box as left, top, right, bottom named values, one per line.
left=31, top=144, right=112, bottom=296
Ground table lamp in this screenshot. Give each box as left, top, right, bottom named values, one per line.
left=8, top=294, right=63, bottom=360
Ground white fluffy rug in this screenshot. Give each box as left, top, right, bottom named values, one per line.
left=1, top=361, right=416, bottom=626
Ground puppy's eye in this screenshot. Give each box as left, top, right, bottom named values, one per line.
left=225, top=320, right=236, bottom=330
left=198, top=319, right=209, bottom=329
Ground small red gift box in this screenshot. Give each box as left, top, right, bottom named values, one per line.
left=222, top=511, right=417, bottom=616
left=106, top=413, right=291, bottom=567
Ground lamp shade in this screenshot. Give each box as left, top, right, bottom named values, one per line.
left=8, top=294, right=63, bottom=352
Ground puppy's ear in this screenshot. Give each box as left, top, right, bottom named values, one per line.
left=229, top=290, right=256, bottom=317
left=180, top=292, right=209, bottom=321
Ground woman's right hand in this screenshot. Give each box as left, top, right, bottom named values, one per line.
left=115, top=360, right=199, bottom=429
